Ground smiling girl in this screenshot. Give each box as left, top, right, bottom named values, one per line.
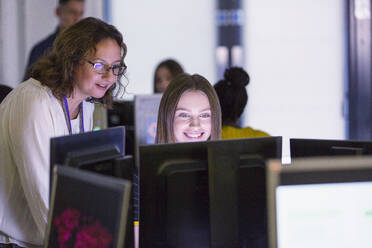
left=155, top=73, right=222, bottom=144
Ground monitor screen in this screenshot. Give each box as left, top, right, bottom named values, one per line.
left=267, top=156, right=372, bottom=248
left=45, top=166, right=131, bottom=248
left=107, top=101, right=134, bottom=156
left=134, top=94, right=162, bottom=146
left=290, top=138, right=372, bottom=158
left=140, top=137, right=282, bottom=248
left=107, top=101, right=134, bottom=127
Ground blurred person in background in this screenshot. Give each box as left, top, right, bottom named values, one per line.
left=153, top=58, right=184, bottom=93
left=24, top=0, right=85, bottom=80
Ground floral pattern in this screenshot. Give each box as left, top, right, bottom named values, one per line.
left=53, top=208, right=113, bottom=248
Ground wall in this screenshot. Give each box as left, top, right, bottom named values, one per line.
left=0, top=0, right=25, bottom=87
left=111, top=0, right=216, bottom=98
left=244, top=0, right=346, bottom=160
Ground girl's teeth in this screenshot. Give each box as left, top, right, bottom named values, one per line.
left=187, top=133, right=201, bottom=138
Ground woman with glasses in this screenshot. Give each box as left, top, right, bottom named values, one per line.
left=0, top=17, right=127, bottom=248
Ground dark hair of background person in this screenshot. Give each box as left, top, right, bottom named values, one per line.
left=156, top=73, right=222, bottom=144
left=153, top=59, right=184, bottom=93
left=27, top=17, right=127, bottom=108
left=0, top=85, right=13, bottom=104
left=214, top=67, right=250, bottom=126
left=59, top=0, right=84, bottom=5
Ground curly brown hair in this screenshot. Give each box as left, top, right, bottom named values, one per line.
left=27, top=17, right=127, bottom=108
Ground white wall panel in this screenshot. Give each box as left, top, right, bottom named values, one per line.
left=111, top=0, right=216, bottom=99
left=244, top=0, right=346, bottom=160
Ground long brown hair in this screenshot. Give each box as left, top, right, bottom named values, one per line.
left=28, top=17, right=127, bottom=108
left=156, top=73, right=222, bottom=144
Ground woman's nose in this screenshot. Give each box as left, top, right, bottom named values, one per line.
left=103, top=69, right=117, bottom=83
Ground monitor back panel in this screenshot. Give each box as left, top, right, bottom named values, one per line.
left=50, top=126, right=125, bottom=168
left=140, top=137, right=282, bottom=247
left=161, top=162, right=268, bottom=248
left=290, top=138, right=372, bottom=158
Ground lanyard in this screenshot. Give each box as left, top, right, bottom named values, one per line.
left=63, top=96, right=84, bottom=134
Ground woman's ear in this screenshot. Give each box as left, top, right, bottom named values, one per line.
left=55, top=6, right=62, bottom=18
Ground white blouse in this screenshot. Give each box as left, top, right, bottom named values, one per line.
left=0, top=78, right=94, bottom=247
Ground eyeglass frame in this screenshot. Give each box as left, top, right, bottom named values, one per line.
left=85, top=60, right=127, bottom=76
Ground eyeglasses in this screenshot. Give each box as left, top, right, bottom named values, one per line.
left=86, top=60, right=127, bottom=76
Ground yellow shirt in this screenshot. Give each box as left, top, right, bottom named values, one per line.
left=222, top=125, right=270, bottom=140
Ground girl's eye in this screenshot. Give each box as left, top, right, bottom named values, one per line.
left=200, top=113, right=211, bottom=118
left=178, top=113, right=189, bottom=118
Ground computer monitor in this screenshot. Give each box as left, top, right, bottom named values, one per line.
left=267, top=156, right=372, bottom=248
left=108, top=101, right=134, bottom=127
left=50, top=126, right=125, bottom=166
left=290, top=138, right=372, bottom=158
left=50, top=126, right=125, bottom=179
left=107, top=101, right=134, bottom=156
left=134, top=94, right=162, bottom=146
left=45, top=166, right=132, bottom=248
left=140, top=137, right=282, bottom=248
left=49, top=127, right=136, bottom=248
